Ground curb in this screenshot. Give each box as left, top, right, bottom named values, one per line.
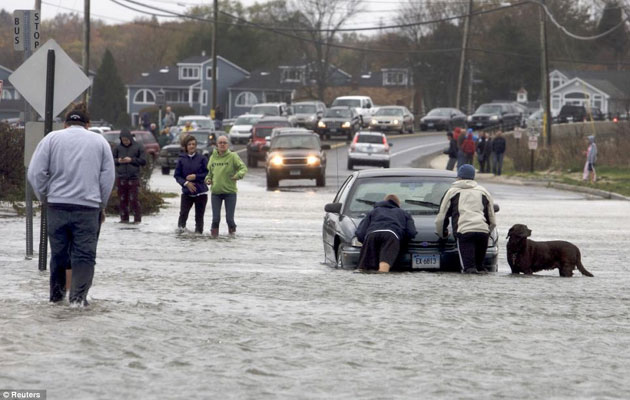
left=426, top=152, right=629, bottom=201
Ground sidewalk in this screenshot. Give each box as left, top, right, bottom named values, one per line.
left=428, top=153, right=629, bottom=201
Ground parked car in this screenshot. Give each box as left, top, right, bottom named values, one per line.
left=322, top=168, right=500, bottom=271
left=347, top=131, right=392, bottom=170
left=249, top=102, right=290, bottom=117
left=171, top=115, right=215, bottom=137
left=368, top=106, right=414, bottom=134
left=247, top=116, right=292, bottom=167
left=229, top=114, right=263, bottom=144
left=317, top=106, right=361, bottom=140
left=330, top=95, right=376, bottom=126
left=288, top=101, right=326, bottom=130
left=157, top=130, right=217, bottom=175
left=556, top=105, right=587, bottom=123
left=105, top=130, right=160, bottom=161
left=467, top=103, right=522, bottom=131
left=264, top=131, right=331, bottom=188
left=420, top=107, right=467, bottom=131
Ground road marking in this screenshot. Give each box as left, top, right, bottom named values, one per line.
left=391, top=141, right=444, bottom=157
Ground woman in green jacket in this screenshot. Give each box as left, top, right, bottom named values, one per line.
left=205, top=135, right=248, bottom=237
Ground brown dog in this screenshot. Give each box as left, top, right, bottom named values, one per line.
left=506, top=224, right=593, bottom=277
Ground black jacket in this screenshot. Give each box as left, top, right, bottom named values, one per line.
left=174, top=152, right=209, bottom=196
left=113, top=131, right=147, bottom=179
left=355, top=199, right=417, bottom=243
left=444, top=139, right=458, bottom=158
left=492, top=136, right=506, bottom=154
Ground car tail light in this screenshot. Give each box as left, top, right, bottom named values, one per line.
left=382, top=135, right=389, bottom=152
left=613, top=117, right=619, bottom=123
left=350, top=134, right=358, bottom=151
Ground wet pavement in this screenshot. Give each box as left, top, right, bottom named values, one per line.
left=1, top=160, right=629, bottom=399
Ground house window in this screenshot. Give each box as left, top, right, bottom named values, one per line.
left=181, top=66, right=200, bottom=79
left=165, top=90, right=179, bottom=102
left=281, top=68, right=303, bottom=83
left=133, top=89, right=156, bottom=104
left=201, top=90, right=208, bottom=105
left=2, top=90, right=12, bottom=100
left=552, top=94, right=561, bottom=110
left=551, top=77, right=562, bottom=89
left=181, top=91, right=189, bottom=102
left=593, top=94, right=602, bottom=110
left=192, top=90, right=199, bottom=103
left=235, top=92, right=258, bottom=106
left=383, top=71, right=407, bottom=86
left=206, top=67, right=219, bottom=79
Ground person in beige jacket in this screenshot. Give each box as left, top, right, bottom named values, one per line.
left=435, top=164, right=496, bottom=274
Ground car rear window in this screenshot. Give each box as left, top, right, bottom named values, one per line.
left=375, top=108, right=403, bottom=116
left=254, top=127, right=273, bottom=138
left=356, top=135, right=384, bottom=144
left=346, top=177, right=453, bottom=216
left=325, top=109, right=351, bottom=118
left=332, top=99, right=361, bottom=108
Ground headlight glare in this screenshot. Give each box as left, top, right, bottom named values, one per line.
left=318, top=121, right=326, bottom=128
left=490, top=115, right=499, bottom=121
left=307, top=155, right=320, bottom=165
left=271, top=155, right=283, bottom=166
left=370, top=119, right=378, bottom=125
left=342, top=122, right=351, bottom=128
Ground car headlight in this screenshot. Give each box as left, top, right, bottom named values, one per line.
left=306, top=155, right=320, bottom=165
left=370, top=119, right=378, bottom=125
left=318, top=121, right=326, bottom=128
left=342, top=121, right=351, bottom=128
left=270, top=155, right=283, bottom=166
left=490, top=115, right=499, bottom=121
left=351, top=236, right=362, bottom=247
left=393, top=119, right=400, bottom=125
left=309, top=115, right=316, bottom=121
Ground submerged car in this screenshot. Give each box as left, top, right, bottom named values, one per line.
left=347, top=131, right=392, bottom=170
left=322, top=169, right=499, bottom=272
left=420, top=107, right=467, bottom=131
left=369, top=106, right=414, bottom=134
left=264, top=131, right=330, bottom=188
left=157, top=130, right=217, bottom=175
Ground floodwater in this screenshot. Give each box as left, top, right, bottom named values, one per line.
left=1, top=169, right=629, bottom=399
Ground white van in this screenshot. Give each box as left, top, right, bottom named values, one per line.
left=330, top=96, right=376, bottom=126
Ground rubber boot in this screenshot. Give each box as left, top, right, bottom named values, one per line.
left=211, top=228, right=219, bottom=238
left=228, top=227, right=236, bottom=237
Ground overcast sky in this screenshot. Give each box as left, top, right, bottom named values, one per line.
left=3, top=0, right=403, bottom=30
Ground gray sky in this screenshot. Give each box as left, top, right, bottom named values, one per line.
left=3, top=0, right=403, bottom=30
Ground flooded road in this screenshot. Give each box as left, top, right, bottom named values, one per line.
left=1, top=165, right=629, bottom=399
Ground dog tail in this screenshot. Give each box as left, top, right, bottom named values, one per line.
left=576, top=251, right=594, bottom=277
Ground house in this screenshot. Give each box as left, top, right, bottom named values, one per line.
left=126, top=53, right=249, bottom=125
left=549, top=69, right=630, bottom=116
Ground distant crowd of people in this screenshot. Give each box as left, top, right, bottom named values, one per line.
left=443, top=127, right=506, bottom=176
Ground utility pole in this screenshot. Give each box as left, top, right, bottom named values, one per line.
left=467, top=60, right=473, bottom=115
left=456, top=0, right=473, bottom=111
left=35, top=0, right=41, bottom=10
left=539, top=0, right=552, bottom=146
left=82, top=0, right=90, bottom=104
left=211, top=0, right=218, bottom=118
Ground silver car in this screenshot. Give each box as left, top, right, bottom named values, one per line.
left=347, top=131, right=392, bottom=170
left=229, top=114, right=263, bottom=144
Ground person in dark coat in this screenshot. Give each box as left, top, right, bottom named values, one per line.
left=174, top=134, right=209, bottom=234
left=113, top=128, right=146, bottom=223
left=444, top=131, right=458, bottom=171
left=491, top=130, right=506, bottom=176
left=476, top=131, right=490, bottom=173
left=483, top=131, right=493, bottom=173
left=355, top=194, right=418, bottom=273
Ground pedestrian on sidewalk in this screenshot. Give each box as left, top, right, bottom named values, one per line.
left=174, top=135, right=209, bottom=234
left=443, top=131, right=458, bottom=171
left=205, top=135, right=248, bottom=237
left=483, top=131, right=493, bottom=173
left=435, top=164, right=496, bottom=274
left=113, top=128, right=146, bottom=223
left=456, top=127, right=467, bottom=168
left=27, top=104, right=115, bottom=305
left=491, top=130, right=506, bottom=176
left=582, top=135, right=597, bottom=183
left=461, top=128, right=476, bottom=166
left=476, top=131, right=490, bottom=173
left=355, top=194, right=417, bottom=273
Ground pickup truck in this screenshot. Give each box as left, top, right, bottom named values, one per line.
left=330, top=96, right=377, bottom=127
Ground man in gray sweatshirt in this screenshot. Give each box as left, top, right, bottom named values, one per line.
left=28, top=107, right=115, bottom=305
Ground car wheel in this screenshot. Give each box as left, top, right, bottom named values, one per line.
left=266, top=174, right=278, bottom=189
left=335, top=243, right=345, bottom=268
left=383, top=161, right=390, bottom=168
left=316, top=173, right=326, bottom=187
left=347, top=160, right=353, bottom=170
left=161, top=166, right=170, bottom=175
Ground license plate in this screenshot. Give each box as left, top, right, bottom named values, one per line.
left=330, top=129, right=337, bottom=133
left=427, top=123, right=434, bottom=127
left=290, top=170, right=301, bottom=176
left=476, top=123, right=483, bottom=127
left=412, top=253, right=440, bottom=269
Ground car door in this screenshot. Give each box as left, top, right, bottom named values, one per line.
left=322, top=175, right=354, bottom=263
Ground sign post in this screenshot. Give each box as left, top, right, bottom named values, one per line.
left=9, top=39, right=91, bottom=269
left=527, top=133, right=539, bottom=173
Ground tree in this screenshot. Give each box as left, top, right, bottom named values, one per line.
left=90, top=49, right=129, bottom=128
left=597, top=0, right=629, bottom=70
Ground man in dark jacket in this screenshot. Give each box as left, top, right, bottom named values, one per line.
left=476, top=131, right=489, bottom=173
left=113, top=128, right=146, bottom=223
left=491, top=130, right=506, bottom=176
left=444, top=131, right=458, bottom=171
left=355, top=194, right=418, bottom=273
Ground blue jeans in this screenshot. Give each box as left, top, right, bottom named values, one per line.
left=493, top=152, right=505, bottom=176
left=211, top=193, right=237, bottom=230
left=47, top=205, right=100, bottom=303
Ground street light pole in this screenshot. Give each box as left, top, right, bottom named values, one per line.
left=82, top=0, right=90, bottom=104
left=211, top=0, right=218, bottom=118
left=456, top=0, right=473, bottom=111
